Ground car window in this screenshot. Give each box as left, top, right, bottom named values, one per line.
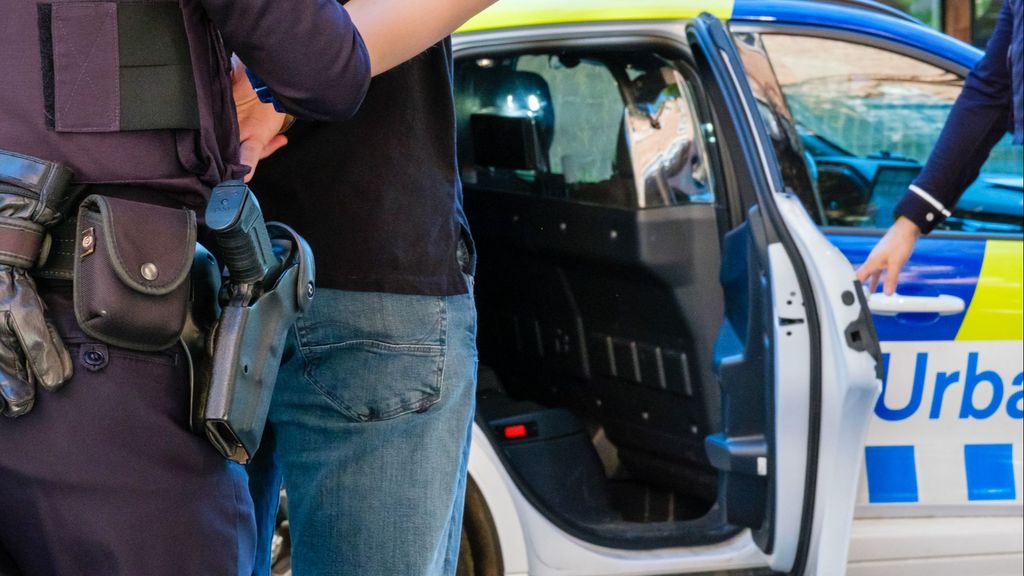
left=454, top=50, right=714, bottom=209
left=760, top=34, right=1023, bottom=233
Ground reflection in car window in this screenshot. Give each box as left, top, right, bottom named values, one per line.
left=454, top=51, right=714, bottom=209
left=761, top=34, right=1023, bottom=233
left=515, top=55, right=620, bottom=186
left=733, top=31, right=825, bottom=224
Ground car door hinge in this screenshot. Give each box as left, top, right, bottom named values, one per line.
left=844, top=281, right=884, bottom=379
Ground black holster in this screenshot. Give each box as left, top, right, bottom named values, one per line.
left=187, top=222, right=315, bottom=464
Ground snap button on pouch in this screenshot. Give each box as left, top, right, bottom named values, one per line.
left=141, top=262, right=159, bottom=281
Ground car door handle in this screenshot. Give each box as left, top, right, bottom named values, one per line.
left=867, top=293, right=966, bottom=316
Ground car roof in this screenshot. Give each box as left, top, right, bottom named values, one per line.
left=456, top=0, right=980, bottom=70
left=458, top=0, right=731, bottom=34
left=458, top=0, right=915, bottom=34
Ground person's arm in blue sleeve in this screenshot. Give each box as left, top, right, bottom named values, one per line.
left=893, top=1, right=1015, bottom=233
left=201, top=0, right=371, bottom=122
left=856, top=2, right=1016, bottom=294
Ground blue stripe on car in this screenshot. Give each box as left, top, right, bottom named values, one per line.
left=964, top=443, right=1018, bottom=501
left=864, top=445, right=920, bottom=503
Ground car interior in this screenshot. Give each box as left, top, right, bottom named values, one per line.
left=454, top=45, right=748, bottom=548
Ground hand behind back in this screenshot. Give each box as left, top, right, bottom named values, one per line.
left=232, top=56, right=289, bottom=183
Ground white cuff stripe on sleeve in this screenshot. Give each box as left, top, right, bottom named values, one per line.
left=909, top=184, right=952, bottom=218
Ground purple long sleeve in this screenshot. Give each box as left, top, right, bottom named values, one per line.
left=894, top=2, right=1017, bottom=233
left=200, top=0, right=372, bottom=121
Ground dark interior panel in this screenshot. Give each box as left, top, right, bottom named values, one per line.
left=467, top=190, right=724, bottom=501
left=457, top=44, right=734, bottom=546
left=476, top=387, right=739, bottom=549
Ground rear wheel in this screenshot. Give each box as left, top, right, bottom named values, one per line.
left=457, top=476, right=503, bottom=576
left=271, top=489, right=291, bottom=576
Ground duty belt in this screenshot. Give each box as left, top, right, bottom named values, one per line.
left=34, top=218, right=77, bottom=280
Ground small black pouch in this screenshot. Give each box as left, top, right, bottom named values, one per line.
left=73, top=195, right=196, bottom=351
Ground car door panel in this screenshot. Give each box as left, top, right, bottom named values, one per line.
left=732, top=19, right=1023, bottom=524
left=834, top=235, right=1024, bottom=512
left=690, top=14, right=882, bottom=574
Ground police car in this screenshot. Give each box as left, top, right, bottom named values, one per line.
left=446, top=1, right=1024, bottom=574
left=271, top=1, right=1024, bottom=574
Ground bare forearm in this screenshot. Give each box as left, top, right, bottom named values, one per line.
left=346, top=0, right=497, bottom=76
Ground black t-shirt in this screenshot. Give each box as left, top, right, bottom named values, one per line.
left=251, top=38, right=473, bottom=296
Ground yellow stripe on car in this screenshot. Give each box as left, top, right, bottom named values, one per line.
left=957, top=240, right=1024, bottom=341
left=458, top=0, right=735, bottom=33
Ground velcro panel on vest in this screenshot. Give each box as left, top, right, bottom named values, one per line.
left=51, top=2, right=120, bottom=132
left=39, top=1, right=199, bottom=133
left=117, top=3, right=199, bottom=131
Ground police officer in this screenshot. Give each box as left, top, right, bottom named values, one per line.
left=857, top=0, right=1023, bottom=293
left=0, top=1, right=370, bottom=575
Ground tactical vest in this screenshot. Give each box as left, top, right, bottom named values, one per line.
left=0, top=0, right=242, bottom=206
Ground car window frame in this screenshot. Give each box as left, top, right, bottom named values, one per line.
left=729, top=22, right=1023, bottom=242
left=454, top=24, right=730, bottom=216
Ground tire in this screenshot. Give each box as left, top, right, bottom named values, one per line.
left=457, top=476, right=504, bottom=576
left=271, top=476, right=502, bottom=576
left=271, top=489, right=291, bottom=576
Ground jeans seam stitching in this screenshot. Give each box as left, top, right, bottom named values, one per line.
left=301, top=339, right=443, bottom=354
left=293, top=325, right=365, bottom=420
left=230, top=468, right=243, bottom=574
left=435, top=296, right=449, bottom=412
left=301, top=360, right=366, bottom=422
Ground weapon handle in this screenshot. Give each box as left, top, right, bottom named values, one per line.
left=205, top=181, right=275, bottom=285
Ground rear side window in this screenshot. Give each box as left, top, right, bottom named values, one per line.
left=455, top=50, right=714, bottom=209
left=761, top=34, right=1023, bottom=234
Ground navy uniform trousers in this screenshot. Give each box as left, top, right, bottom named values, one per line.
left=0, top=282, right=256, bottom=576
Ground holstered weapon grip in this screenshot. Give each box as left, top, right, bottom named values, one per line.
left=192, top=181, right=315, bottom=463
left=193, top=223, right=314, bottom=463
left=205, top=180, right=275, bottom=286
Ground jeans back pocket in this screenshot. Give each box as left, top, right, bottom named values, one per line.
left=296, top=290, right=447, bottom=422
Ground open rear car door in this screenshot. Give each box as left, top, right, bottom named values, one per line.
left=688, top=14, right=884, bottom=575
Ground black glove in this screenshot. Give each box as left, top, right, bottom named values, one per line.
left=0, top=151, right=77, bottom=417
left=0, top=267, right=73, bottom=416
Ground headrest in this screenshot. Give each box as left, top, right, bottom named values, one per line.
left=470, top=114, right=548, bottom=173
left=493, top=71, right=554, bottom=151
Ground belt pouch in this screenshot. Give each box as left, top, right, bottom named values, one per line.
left=73, top=195, right=196, bottom=351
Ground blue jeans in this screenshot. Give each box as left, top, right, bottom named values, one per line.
left=248, top=282, right=477, bottom=576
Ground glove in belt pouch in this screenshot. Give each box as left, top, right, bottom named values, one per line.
left=73, top=195, right=196, bottom=351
